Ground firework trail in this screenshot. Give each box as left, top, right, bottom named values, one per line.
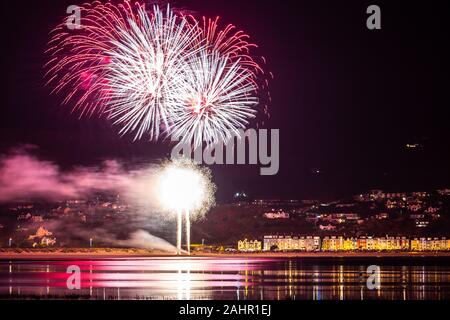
left=46, top=2, right=200, bottom=141
left=46, top=1, right=269, bottom=146
left=106, top=5, right=201, bottom=141
left=167, top=16, right=263, bottom=147
left=169, top=50, right=258, bottom=147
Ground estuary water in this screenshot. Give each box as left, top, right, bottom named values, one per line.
left=0, top=257, right=449, bottom=300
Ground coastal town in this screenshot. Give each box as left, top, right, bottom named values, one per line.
left=1, top=188, right=449, bottom=252
left=238, top=236, right=450, bottom=252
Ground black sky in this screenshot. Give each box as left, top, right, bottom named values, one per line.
left=0, top=0, right=449, bottom=201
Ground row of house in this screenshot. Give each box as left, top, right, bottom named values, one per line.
left=411, top=238, right=449, bottom=251
left=238, top=239, right=262, bottom=252
left=357, top=190, right=429, bottom=202
left=321, top=236, right=410, bottom=251
left=237, top=236, right=450, bottom=252
left=263, top=235, right=321, bottom=251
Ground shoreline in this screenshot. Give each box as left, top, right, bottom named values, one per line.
left=1, top=249, right=450, bottom=260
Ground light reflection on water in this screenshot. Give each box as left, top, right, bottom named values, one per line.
left=0, top=257, right=449, bottom=300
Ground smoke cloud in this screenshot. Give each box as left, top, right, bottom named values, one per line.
left=0, top=146, right=178, bottom=251
left=0, top=146, right=154, bottom=203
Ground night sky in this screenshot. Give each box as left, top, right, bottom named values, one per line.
left=1, top=0, right=449, bottom=201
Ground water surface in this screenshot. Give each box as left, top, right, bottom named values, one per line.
left=0, top=257, right=449, bottom=300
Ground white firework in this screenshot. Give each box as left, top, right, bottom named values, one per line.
left=105, top=5, right=201, bottom=141
left=168, top=50, right=258, bottom=148
left=46, top=1, right=265, bottom=145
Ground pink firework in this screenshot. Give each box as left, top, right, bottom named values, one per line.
left=46, top=1, right=269, bottom=145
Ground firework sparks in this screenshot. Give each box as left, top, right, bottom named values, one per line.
left=106, top=5, right=201, bottom=141
left=46, top=1, right=268, bottom=146
left=157, top=159, right=215, bottom=255
left=169, top=50, right=258, bottom=148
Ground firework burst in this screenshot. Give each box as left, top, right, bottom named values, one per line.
left=105, top=5, right=201, bottom=141
left=169, top=50, right=258, bottom=147
left=46, top=1, right=268, bottom=146
left=157, top=159, right=216, bottom=255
